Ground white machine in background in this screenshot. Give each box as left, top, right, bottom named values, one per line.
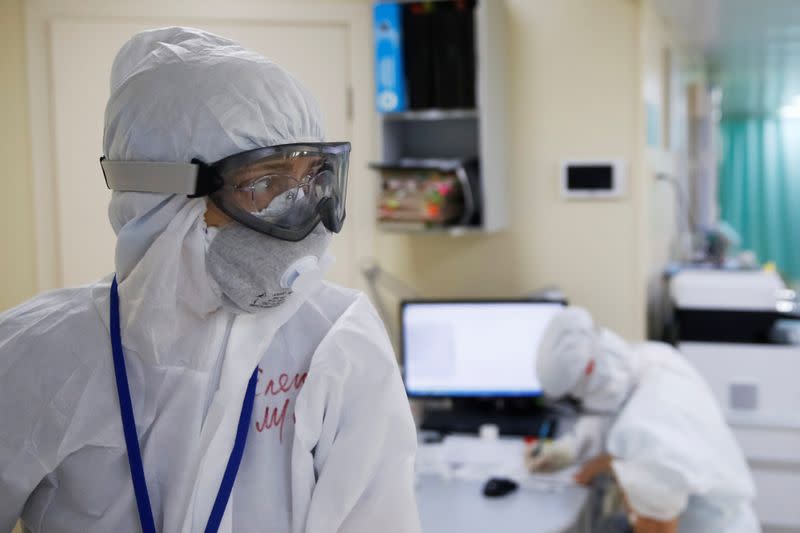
left=670, top=269, right=800, bottom=531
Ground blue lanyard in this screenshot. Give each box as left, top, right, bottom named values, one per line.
left=110, top=276, right=257, bottom=533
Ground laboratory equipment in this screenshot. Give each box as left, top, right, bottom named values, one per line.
left=670, top=268, right=798, bottom=343
left=671, top=268, right=800, bottom=530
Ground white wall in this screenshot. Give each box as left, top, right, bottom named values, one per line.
left=0, top=0, right=37, bottom=312
left=637, top=0, right=700, bottom=338
left=2, top=10, right=39, bottom=531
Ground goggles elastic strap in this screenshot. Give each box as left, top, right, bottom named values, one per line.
left=100, top=157, right=222, bottom=198
left=189, top=159, right=225, bottom=198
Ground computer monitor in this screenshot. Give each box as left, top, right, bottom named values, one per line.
left=401, top=300, right=566, bottom=398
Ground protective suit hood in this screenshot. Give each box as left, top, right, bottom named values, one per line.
left=536, top=306, right=640, bottom=411
left=104, top=26, right=323, bottom=166
left=99, top=26, right=326, bottom=368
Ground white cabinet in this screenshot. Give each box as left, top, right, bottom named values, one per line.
left=680, top=342, right=800, bottom=530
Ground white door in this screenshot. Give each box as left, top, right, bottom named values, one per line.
left=47, top=15, right=364, bottom=288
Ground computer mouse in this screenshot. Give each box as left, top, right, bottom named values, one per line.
left=482, top=477, right=518, bottom=497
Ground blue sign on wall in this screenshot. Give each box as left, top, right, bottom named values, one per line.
left=374, top=3, right=407, bottom=113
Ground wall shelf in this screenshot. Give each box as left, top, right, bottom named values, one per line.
left=372, top=0, right=509, bottom=234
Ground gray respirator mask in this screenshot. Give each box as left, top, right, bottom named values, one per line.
left=206, top=222, right=331, bottom=313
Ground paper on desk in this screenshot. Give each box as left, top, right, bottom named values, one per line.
left=416, top=435, right=580, bottom=491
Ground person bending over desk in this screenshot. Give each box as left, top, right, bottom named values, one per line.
left=527, top=307, right=759, bottom=533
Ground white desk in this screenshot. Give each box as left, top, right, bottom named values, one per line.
left=415, top=435, right=591, bottom=533
left=415, top=474, right=590, bottom=533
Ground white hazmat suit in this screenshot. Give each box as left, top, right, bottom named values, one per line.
left=0, top=27, right=420, bottom=533
left=536, top=307, right=760, bottom=533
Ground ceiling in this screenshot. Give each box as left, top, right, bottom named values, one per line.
left=652, top=0, right=800, bottom=116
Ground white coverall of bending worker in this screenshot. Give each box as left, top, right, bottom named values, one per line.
left=529, top=307, right=759, bottom=533
left=0, top=27, right=421, bottom=533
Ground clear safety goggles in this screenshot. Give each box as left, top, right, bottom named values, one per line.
left=101, top=142, right=350, bottom=241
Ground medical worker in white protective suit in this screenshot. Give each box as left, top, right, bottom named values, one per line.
left=529, top=307, right=759, bottom=533
left=0, top=27, right=421, bottom=533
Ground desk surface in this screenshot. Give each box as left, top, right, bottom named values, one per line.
left=416, top=474, right=589, bottom=533
left=415, top=434, right=590, bottom=533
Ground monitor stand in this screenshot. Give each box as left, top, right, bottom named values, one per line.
left=420, top=397, right=558, bottom=437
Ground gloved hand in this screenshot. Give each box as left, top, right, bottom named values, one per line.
left=524, top=437, right=576, bottom=473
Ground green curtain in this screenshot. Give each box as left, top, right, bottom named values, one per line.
left=719, top=118, right=800, bottom=284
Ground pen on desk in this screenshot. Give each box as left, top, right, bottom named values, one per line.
left=532, top=420, right=551, bottom=457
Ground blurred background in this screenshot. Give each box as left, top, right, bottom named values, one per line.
left=2, top=0, right=799, bottom=531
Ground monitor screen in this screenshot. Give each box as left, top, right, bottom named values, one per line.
left=401, top=300, right=565, bottom=397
